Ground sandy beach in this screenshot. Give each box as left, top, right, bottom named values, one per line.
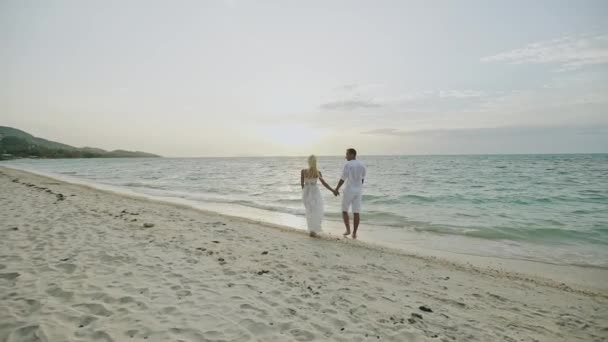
left=1, top=166, right=606, bottom=342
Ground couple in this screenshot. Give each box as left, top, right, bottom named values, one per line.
left=300, top=148, right=366, bottom=239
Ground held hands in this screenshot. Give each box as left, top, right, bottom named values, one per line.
left=332, top=188, right=340, bottom=197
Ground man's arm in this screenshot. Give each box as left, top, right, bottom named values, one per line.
left=300, top=170, right=304, bottom=189
left=336, top=163, right=349, bottom=192
left=362, top=165, right=366, bottom=184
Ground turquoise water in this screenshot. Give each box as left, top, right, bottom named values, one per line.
left=3, top=154, right=607, bottom=266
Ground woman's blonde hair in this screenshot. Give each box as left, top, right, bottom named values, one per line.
left=306, top=155, right=320, bottom=178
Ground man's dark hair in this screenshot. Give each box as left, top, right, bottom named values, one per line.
left=347, top=148, right=357, bottom=157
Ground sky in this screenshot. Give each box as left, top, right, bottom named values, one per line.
left=1, top=0, right=607, bottom=156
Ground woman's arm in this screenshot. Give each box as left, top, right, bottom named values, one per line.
left=300, top=169, right=305, bottom=189
left=319, top=172, right=337, bottom=195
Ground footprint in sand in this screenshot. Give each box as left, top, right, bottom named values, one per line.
left=239, top=303, right=267, bottom=315
left=12, top=298, right=42, bottom=316
left=161, top=306, right=178, bottom=314
left=290, top=329, right=316, bottom=341
left=46, top=285, right=74, bottom=300
left=0, top=272, right=20, bottom=280
left=124, top=329, right=139, bottom=338
left=6, top=324, right=48, bottom=342
left=55, top=263, right=77, bottom=274
left=91, top=330, right=114, bottom=342
left=176, top=289, right=192, bottom=297
left=73, top=303, right=113, bottom=317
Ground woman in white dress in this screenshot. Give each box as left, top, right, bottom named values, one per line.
left=301, top=155, right=338, bottom=237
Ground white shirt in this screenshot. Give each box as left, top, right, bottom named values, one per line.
left=341, top=159, right=366, bottom=193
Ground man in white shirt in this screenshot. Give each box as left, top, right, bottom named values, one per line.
left=335, top=148, right=366, bottom=239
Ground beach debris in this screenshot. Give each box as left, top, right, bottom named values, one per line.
left=261, top=251, right=269, bottom=255
left=60, top=258, right=70, bottom=262
left=444, top=276, right=450, bottom=280
left=381, top=296, right=396, bottom=302
left=143, top=223, right=154, bottom=228
left=306, top=286, right=320, bottom=295
left=411, top=313, right=423, bottom=320
left=9, top=227, right=18, bottom=231
left=212, top=240, right=220, bottom=244
left=340, top=328, right=345, bottom=331
left=257, top=270, right=270, bottom=275
left=408, top=318, right=416, bottom=324
left=419, top=305, right=433, bottom=313
left=119, top=209, right=139, bottom=216
left=195, top=247, right=206, bottom=251
left=390, top=316, right=405, bottom=324
left=131, top=219, right=137, bottom=222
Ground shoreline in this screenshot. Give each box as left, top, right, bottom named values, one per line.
left=2, top=165, right=607, bottom=294
left=1, top=166, right=607, bottom=341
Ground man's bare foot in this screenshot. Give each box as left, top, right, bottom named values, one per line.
left=309, top=232, right=318, bottom=238
left=352, top=233, right=357, bottom=239
left=343, top=231, right=351, bottom=236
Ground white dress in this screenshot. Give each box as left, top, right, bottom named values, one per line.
left=302, top=177, right=324, bottom=233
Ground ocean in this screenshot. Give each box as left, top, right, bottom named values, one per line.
left=3, top=154, right=607, bottom=268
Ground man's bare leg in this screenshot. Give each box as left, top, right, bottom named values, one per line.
left=342, top=211, right=351, bottom=236
left=352, top=213, right=360, bottom=239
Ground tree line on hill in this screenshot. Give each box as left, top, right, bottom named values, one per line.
left=0, top=126, right=160, bottom=160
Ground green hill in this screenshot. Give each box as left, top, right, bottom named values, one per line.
left=0, top=126, right=161, bottom=159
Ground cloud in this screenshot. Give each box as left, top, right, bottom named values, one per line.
left=362, top=128, right=402, bottom=136
left=319, top=99, right=381, bottom=111
left=439, top=90, right=486, bottom=98
left=332, top=83, right=385, bottom=93
left=321, top=85, right=492, bottom=112
left=481, top=33, right=608, bottom=71
left=363, top=125, right=608, bottom=138
left=361, top=125, right=608, bottom=154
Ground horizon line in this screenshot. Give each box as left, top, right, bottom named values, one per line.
left=159, top=152, right=608, bottom=158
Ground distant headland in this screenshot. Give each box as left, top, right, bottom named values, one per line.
left=0, top=126, right=160, bottom=160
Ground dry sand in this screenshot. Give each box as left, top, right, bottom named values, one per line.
left=0, top=166, right=607, bottom=342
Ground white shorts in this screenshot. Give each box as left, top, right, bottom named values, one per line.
left=341, top=191, right=362, bottom=213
